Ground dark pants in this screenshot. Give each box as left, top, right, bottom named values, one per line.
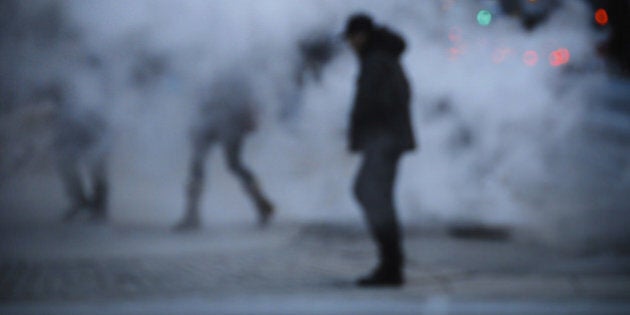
left=58, top=155, right=108, bottom=220
left=183, top=132, right=272, bottom=224
left=353, top=138, right=404, bottom=270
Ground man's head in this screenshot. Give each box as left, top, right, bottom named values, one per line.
left=343, top=13, right=373, bottom=54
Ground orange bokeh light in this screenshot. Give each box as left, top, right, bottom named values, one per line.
left=595, top=8, right=608, bottom=26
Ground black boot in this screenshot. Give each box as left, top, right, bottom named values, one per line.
left=358, top=236, right=404, bottom=287
left=90, top=180, right=108, bottom=222
left=256, top=198, right=274, bottom=227
left=356, top=264, right=404, bottom=287
left=173, top=217, right=201, bottom=231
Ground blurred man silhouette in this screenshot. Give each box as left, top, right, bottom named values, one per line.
left=35, top=83, right=110, bottom=222
left=343, top=13, right=416, bottom=287
left=174, top=34, right=337, bottom=231
left=174, top=71, right=274, bottom=231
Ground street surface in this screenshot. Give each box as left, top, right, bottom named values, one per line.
left=0, top=221, right=629, bottom=314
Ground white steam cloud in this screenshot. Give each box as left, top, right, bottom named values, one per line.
left=1, top=0, right=628, bottom=250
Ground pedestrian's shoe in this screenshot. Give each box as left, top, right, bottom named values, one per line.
left=62, top=199, right=91, bottom=222
left=173, top=218, right=201, bottom=231
left=257, top=200, right=274, bottom=227
left=91, top=185, right=108, bottom=222
left=89, top=202, right=108, bottom=223
left=356, top=266, right=404, bottom=287
left=89, top=211, right=107, bottom=223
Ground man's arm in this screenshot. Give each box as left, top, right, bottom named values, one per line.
left=351, top=54, right=390, bottom=133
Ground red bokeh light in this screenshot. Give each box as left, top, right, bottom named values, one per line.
left=449, top=47, right=463, bottom=60
left=442, top=0, right=455, bottom=11
left=522, top=50, right=539, bottom=67
left=595, top=8, right=608, bottom=26
left=492, top=47, right=512, bottom=64
left=549, top=48, right=570, bottom=67
left=448, top=27, right=462, bottom=43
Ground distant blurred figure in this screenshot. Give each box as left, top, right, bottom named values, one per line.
left=343, top=13, right=416, bottom=287
left=278, top=32, right=340, bottom=127
left=174, top=72, right=273, bottom=230
left=499, top=0, right=561, bottom=31
left=35, top=84, right=110, bottom=222
left=174, top=33, right=337, bottom=231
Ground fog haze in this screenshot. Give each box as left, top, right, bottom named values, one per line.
left=1, top=0, right=628, bottom=250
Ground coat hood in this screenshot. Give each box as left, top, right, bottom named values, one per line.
left=363, top=27, right=406, bottom=58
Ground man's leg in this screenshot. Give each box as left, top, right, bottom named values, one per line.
left=58, top=158, right=89, bottom=221
left=175, top=136, right=212, bottom=231
left=224, top=136, right=274, bottom=226
left=90, top=156, right=108, bottom=221
left=353, top=142, right=403, bottom=286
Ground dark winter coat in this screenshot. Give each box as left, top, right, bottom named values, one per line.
left=349, top=27, right=416, bottom=153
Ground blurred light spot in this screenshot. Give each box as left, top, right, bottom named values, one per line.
left=522, top=50, right=539, bottom=67
left=477, top=10, right=492, bottom=26
left=448, top=27, right=462, bottom=43
left=442, top=0, right=456, bottom=11
left=449, top=47, right=463, bottom=60
left=492, top=47, right=512, bottom=64
left=549, top=48, right=570, bottom=67
left=595, top=8, right=609, bottom=26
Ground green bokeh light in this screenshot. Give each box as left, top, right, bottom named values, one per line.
left=477, top=10, right=492, bottom=26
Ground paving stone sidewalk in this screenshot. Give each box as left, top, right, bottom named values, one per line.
left=0, top=222, right=629, bottom=312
